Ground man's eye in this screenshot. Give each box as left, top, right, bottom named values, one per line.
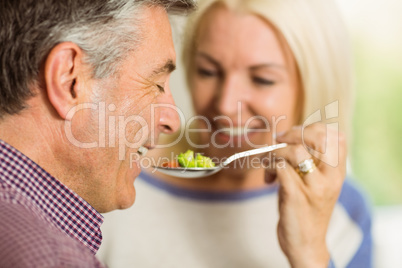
left=252, top=77, right=275, bottom=86
left=157, top=84, right=165, bottom=93
left=197, top=68, right=219, bottom=77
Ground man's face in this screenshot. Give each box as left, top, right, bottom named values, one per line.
left=69, top=6, right=179, bottom=212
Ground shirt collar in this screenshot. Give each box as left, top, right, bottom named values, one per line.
left=0, top=139, right=104, bottom=254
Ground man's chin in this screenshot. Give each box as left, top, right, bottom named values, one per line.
left=102, top=181, right=137, bottom=213
left=117, top=181, right=137, bottom=210
left=113, top=163, right=141, bottom=210
left=103, top=190, right=136, bottom=212
left=118, top=194, right=136, bottom=210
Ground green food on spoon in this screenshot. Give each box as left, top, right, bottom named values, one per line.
left=177, top=150, right=215, bottom=168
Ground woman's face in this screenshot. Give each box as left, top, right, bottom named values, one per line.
left=190, top=5, right=300, bottom=159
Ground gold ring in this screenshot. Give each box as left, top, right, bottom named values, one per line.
left=296, top=158, right=316, bottom=177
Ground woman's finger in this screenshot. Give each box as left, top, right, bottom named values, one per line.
left=275, top=144, right=312, bottom=169
left=276, top=123, right=347, bottom=175
left=274, top=159, right=305, bottom=193
left=274, top=144, right=321, bottom=186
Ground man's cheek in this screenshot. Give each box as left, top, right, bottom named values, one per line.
left=117, top=115, right=149, bottom=160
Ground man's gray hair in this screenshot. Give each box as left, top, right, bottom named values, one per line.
left=0, top=0, right=195, bottom=116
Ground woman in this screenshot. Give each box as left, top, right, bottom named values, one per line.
left=97, top=0, right=372, bottom=267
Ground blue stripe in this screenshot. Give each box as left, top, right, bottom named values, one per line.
left=338, top=179, right=373, bottom=268
left=139, top=171, right=278, bottom=202
left=328, top=258, right=335, bottom=268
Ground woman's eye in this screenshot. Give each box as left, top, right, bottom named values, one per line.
left=197, top=68, right=219, bottom=78
left=252, top=77, right=275, bottom=86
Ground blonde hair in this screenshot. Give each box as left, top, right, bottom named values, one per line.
left=182, top=0, right=353, bottom=133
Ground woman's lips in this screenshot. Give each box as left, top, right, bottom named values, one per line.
left=214, top=130, right=256, bottom=143
left=212, top=123, right=265, bottom=144
left=215, top=122, right=264, bottom=136
left=216, top=126, right=252, bottom=136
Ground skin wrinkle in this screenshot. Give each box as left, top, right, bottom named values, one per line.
left=114, top=62, right=174, bottom=146
left=83, top=73, right=158, bottom=155
left=72, top=6, right=177, bottom=211
left=89, top=68, right=159, bottom=146
left=0, top=1, right=191, bottom=216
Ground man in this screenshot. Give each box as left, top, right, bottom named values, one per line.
left=0, top=0, right=195, bottom=266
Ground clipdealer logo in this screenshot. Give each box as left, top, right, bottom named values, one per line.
left=63, top=100, right=341, bottom=167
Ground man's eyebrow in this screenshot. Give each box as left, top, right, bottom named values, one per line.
left=152, top=59, right=176, bottom=76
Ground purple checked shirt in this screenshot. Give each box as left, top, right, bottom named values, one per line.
left=0, top=139, right=105, bottom=267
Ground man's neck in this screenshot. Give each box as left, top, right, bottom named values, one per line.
left=1, top=114, right=51, bottom=162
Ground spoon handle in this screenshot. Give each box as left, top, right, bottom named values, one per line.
left=221, top=143, right=288, bottom=167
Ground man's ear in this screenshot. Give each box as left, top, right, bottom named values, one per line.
left=44, top=42, right=86, bottom=119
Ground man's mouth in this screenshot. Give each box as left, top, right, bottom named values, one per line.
left=137, top=146, right=148, bottom=156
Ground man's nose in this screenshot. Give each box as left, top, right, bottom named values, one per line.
left=156, top=86, right=180, bottom=134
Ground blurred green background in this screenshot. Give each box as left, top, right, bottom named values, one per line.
left=352, top=42, right=402, bottom=205
left=339, top=0, right=402, bottom=205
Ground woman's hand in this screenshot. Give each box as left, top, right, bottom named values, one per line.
left=267, top=123, right=347, bottom=268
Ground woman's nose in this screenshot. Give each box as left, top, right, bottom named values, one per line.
left=215, top=74, right=248, bottom=116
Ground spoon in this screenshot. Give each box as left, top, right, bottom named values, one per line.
left=153, top=143, right=288, bottom=179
